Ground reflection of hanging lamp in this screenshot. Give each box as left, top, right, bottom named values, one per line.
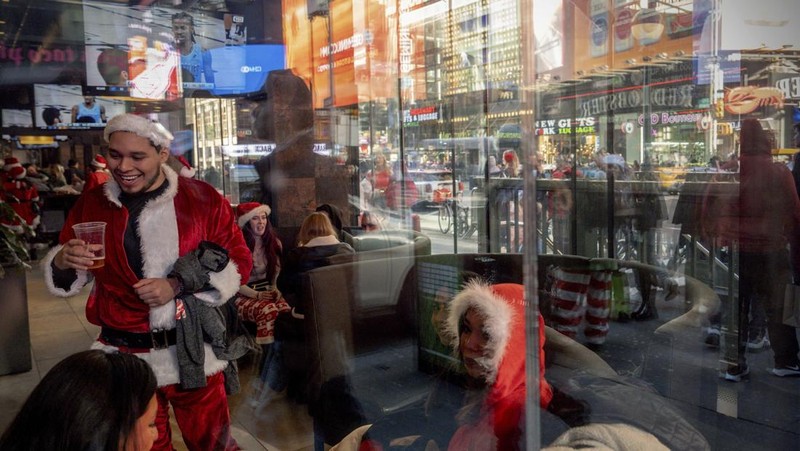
left=631, top=5, right=664, bottom=41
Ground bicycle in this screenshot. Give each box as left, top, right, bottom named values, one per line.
left=456, top=200, right=476, bottom=239
left=438, top=197, right=476, bottom=238
left=438, top=198, right=454, bottom=234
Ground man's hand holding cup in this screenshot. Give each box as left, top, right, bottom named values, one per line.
left=55, top=222, right=107, bottom=271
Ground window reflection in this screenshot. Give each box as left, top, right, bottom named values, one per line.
left=1, top=0, right=800, bottom=449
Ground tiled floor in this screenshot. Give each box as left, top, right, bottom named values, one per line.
left=0, top=264, right=314, bottom=451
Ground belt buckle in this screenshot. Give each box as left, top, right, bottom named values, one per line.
left=151, top=329, right=169, bottom=350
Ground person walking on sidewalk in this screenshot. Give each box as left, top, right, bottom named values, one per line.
left=704, top=118, right=800, bottom=381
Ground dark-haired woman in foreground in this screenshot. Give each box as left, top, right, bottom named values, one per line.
left=0, top=349, right=158, bottom=451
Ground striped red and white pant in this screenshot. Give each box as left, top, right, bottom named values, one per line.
left=549, top=267, right=612, bottom=345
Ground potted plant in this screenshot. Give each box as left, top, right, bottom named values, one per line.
left=0, top=199, right=33, bottom=375
left=0, top=200, right=32, bottom=277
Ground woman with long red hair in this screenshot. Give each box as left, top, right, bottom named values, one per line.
left=234, top=202, right=291, bottom=403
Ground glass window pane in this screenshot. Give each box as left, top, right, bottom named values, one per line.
left=3, top=0, right=800, bottom=450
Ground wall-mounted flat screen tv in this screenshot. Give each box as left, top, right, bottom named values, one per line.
left=34, top=84, right=126, bottom=130
left=83, top=1, right=284, bottom=99
left=2, top=109, right=33, bottom=128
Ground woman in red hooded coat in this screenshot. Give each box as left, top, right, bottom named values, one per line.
left=445, top=281, right=553, bottom=450
left=353, top=281, right=553, bottom=451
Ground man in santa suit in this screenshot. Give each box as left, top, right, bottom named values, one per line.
left=43, top=113, right=252, bottom=450
left=1, top=156, right=22, bottom=185
left=3, top=165, right=40, bottom=229
left=83, top=154, right=111, bottom=191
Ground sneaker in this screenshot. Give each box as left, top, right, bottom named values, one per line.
left=746, top=331, right=770, bottom=350
left=705, top=328, right=720, bottom=348
left=721, top=364, right=749, bottom=382
left=771, top=363, right=800, bottom=377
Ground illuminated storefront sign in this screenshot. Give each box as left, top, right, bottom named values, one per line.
left=535, top=117, right=596, bottom=135
left=223, top=143, right=328, bottom=156
left=775, top=75, right=800, bottom=100
left=620, top=112, right=710, bottom=133
left=0, top=44, right=82, bottom=66
left=223, top=144, right=276, bottom=156
left=403, top=106, right=439, bottom=124
left=580, top=84, right=694, bottom=116
left=284, top=0, right=396, bottom=108
left=399, top=27, right=413, bottom=89
left=319, top=31, right=374, bottom=58
left=636, top=111, right=706, bottom=126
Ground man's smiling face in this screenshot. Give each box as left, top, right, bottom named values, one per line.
left=107, top=131, right=168, bottom=194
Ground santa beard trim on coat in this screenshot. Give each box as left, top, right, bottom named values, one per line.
left=106, top=165, right=241, bottom=329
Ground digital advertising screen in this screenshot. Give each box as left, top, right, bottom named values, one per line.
left=33, top=84, right=126, bottom=130
left=83, top=1, right=283, bottom=99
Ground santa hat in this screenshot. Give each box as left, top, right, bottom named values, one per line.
left=9, top=165, right=26, bottom=180
left=176, top=155, right=196, bottom=178
left=4, top=157, right=21, bottom=171
left=91, top=155, right=107, bottom=169
left=236, top=202, right=271, bottom=228
left=104, top=113, right=174, bottom=149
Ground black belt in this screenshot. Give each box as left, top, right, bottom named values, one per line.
left=100, top=327, right=177, bottom=350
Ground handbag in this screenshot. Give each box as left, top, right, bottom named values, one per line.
left=783, top=284, right=800, bottom=327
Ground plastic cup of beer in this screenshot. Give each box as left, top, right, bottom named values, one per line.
left=72, top=221, right=106, bottom=270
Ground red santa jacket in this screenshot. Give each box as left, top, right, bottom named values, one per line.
left=84, top=169, right=110, bottom=192
left=2, top=178, right=40, bottom=228
left=43, top=166, right=252, bottom=385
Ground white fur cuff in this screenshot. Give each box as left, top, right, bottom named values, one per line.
left=194, top=260, right=241, bottom=307
left=41, top=244, right=91, bottom=297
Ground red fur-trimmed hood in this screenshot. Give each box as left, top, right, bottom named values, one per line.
left=446, top=282, right=552, bottom=413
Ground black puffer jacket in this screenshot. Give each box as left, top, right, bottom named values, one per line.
left=278, top=236, right=354, bottom=314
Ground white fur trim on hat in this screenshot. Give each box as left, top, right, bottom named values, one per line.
left=180, top=166, right=196, bottom=178
left=445, top=281, right=512, bottom=384
left=9, top=166, right=26, bottom=180
left=91, top=155, right=107, bottom=169
left=104, top=113, right=174, bottom=149
left=176, top=156, right=195, bottom=178
left=238, top=204, right=271, bottom=228
left=4, top=157, right=21, bottom=171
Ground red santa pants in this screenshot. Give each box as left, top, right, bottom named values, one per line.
left=152, top=372, right=238, bottom=451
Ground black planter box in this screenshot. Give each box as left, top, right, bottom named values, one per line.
left=0, top=266, right=31, bottom=375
